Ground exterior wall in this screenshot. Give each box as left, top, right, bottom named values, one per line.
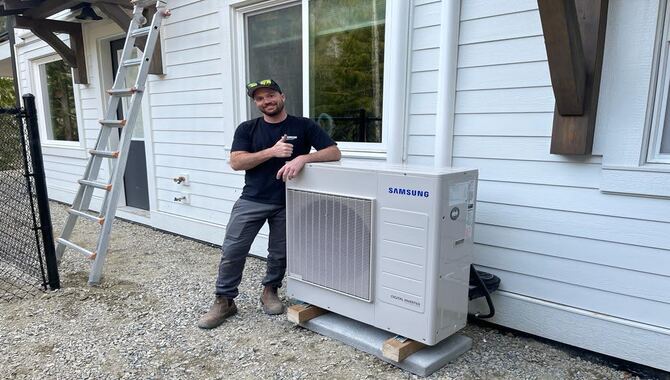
left=453, top=0, right=670, bottom=371
left=144, top=0, right=246, bottom=248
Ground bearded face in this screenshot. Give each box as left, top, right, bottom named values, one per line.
left=253, top=89, right=286, bottom=117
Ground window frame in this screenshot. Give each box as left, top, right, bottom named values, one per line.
left=596, top=0, right=670, bottom=198
left=647, top=0, right=670, bottom=164
left=30, top=54, right=84, bottom=148
left=230, top=0, right=397, bottom=157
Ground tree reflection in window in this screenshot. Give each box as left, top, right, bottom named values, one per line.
left=44, top=60, right=78, bottom=141
left=310, top=0, right=385, bottom=143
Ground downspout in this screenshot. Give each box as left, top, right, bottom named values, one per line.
left=385, top=0, right=411, bottom=165
left=434, top=0, right=461, bottom=168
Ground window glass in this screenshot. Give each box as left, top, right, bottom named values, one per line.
left=42, top=60, right=78, bottom=141
left=246, top=5, right=303, bottom=119
left=309, top=0, right=385, bottom=142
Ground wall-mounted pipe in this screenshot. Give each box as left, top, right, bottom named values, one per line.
left=434, top=0, right=461, bottom=168
left=384, top=0, right=411, bottom=165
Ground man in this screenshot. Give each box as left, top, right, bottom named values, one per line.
left=198, top=79, right=341, bottom=329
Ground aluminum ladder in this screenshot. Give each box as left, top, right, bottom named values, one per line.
left=56, top=0, right=170, bottom=285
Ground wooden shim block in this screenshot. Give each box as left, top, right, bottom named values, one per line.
left=287, top=304, right=327, bottom=324
left=382, top=336, right=426, bottom=362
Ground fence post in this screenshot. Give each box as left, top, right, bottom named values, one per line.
left=22, top=94, right=60, bottom=290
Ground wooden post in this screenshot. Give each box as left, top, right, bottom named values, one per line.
left=14, top=16, right=88, bottom=84
left=538, top=0, right=609, bottom=155
left=537, top=0, right=586, bottom=115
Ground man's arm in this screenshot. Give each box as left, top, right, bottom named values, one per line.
left=230, top=135, right=293, bottom=171
left=276, top=144, right=341, bottom=181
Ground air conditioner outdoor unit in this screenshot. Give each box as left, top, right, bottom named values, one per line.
left=286, top=161, right=478, bottom=345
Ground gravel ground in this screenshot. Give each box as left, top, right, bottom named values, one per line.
left=0, top=202, right=664, bottom=379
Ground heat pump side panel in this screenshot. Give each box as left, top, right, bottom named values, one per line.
left=436, top=170, right=478, bottom=342
left=372, top=173, right=441, bottom=344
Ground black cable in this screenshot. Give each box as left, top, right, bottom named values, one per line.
left=469, top=264, right=495, bottom=319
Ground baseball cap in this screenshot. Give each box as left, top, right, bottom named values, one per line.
left=246, top=79, right=282, bottom=97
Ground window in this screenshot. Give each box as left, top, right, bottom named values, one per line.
left=309, top=0, right=385, bottom=143
left=246, top=4, right=302, bottom=119
left=34, top=57, right=80, bottom=143
left=240, top=0, right=387, bottom=148
left=649, top=1, right=670, bottom=164
left=596, top=0, right=670, bottom=198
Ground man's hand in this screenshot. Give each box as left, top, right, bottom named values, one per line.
left=271, top=135, right=293, bottom=158
left=277, top=156, right=306, bottom=182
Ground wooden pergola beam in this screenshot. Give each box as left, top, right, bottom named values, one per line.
left=538, top=0, right=586, bottom=115
left=538, top=0, right=609, bottom=155
left=95, top=0, right=133, bottom=8
left=14, top=16, right=88, bottom=84
left=2, top=0, right=42, bottom=11
left=23, top=0, right=80, bottom=19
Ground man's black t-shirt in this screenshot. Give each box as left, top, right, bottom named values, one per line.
left=230, top=115, right=336, bottom=205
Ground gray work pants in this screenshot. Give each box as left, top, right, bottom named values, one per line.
left=215, top=198, right=286, bottom=298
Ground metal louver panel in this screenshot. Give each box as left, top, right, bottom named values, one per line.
left=287, top=189, right=373, bottom=301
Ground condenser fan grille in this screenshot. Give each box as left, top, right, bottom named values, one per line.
left=287, top=189, right=373, bottom=301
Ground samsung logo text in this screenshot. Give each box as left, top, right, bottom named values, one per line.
left=388, top=187, right=430, bottom=198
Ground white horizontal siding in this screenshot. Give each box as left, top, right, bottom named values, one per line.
left=477, top=181, right=670, bottom=223
left=453, top=136, right=602, bottom=163
left=454, top=113, right=553, bottom=137
left=475, top=225, right=670, bottom=278
left=453, top=2, right=670, bottom=370
left=453, top=158, right=601, bottom=188
left=457, top=61, right=550, bottom=90
left=149, top=74, right=223, bottom=93
left=458, top=36, right=547, bottom=68
left=164, top=44, right=222, bottom=67
left=456, top=87, right=555, bottom=114
left=460, top=0, right=537, bottom=21
left=459, top=10, right=543, bottom=45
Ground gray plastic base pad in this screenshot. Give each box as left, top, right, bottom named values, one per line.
left=300, top=312, right=472, bottom=377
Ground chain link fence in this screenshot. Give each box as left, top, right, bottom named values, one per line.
left=0, top=95, right=59, bottom=301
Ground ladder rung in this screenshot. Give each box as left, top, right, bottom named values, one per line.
left=57, top=238, right=96, bottom=260
left=67, top=208, right=105, bottom=225
left=99, top=119, right=126, bottom=128
left=107, top=87, right=141, bottom=96
left=79, top=179, right=112, bottom=191
left=89, top=149, right=119, bottom=158
left=131, top=26, right=152, bottom=37
left=123, top=58, right=143, bottom=67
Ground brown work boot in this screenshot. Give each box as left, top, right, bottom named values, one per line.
left=260, top=286, right=284, bottom=315
left=197, top=295, right=237, bottom=329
